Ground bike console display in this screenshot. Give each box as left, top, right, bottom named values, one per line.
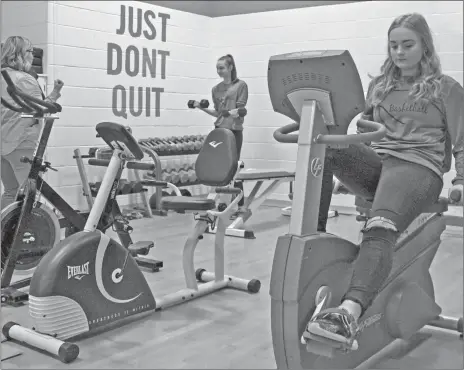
left=267, top=50, right=365, bottom=136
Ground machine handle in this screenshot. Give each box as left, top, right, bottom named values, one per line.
left=215, top=187, right=241, bottom=194
left=88, top=158, right=155, bottom=171
left=127, top=161, right=155, bottom=171
left=140, top=180, right=168, bottom=187
left=316, top=119, right=386, bottom=145
left=88, top=159, right=111, bottom=167
left=1, top=70, right=62, bottom=114
left=273, top=122, right=300, bottom=143
left=273, top=119, right=386, bottom=145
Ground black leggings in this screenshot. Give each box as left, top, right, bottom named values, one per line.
left=319, top=144, right=443, bottom=314
left=232, top=130, right=244, bottom=206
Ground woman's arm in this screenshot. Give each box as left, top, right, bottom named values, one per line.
left=236, top=81, right=248, bottom=108
left=16, top=75, right=46, bottom=101
left=444, top=82, right=464, bottom=186
left=228, top=81, right=249, bottom=118
left=195, top=86, right=219, bottom=117
left=199, top=107, right=219, bottom=118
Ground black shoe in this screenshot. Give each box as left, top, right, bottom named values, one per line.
left=303, top=307, right=359, bottom=351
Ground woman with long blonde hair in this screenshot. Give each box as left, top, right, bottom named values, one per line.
left=303, top=13, right=464, bottom=349
left=1, top=36, right=64, bottom=208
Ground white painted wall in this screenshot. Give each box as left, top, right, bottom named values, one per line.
left=1, top=1, right=49, bottom=60
left=2, top=1, right=463, bottom=212
left=2, top=0, right=215, bottom=210
left=212, top=0, right=463, bottom=207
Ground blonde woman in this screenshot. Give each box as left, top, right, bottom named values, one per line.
left=1, top=36, right=64, bottom=208
left=304, top=13, right=464, bottom=348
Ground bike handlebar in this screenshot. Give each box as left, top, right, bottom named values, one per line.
left=1, top=70, right=62, bottom=115
left=273, top=118, right=386, bottom=145
left=88, top=158, right=155, bottom=171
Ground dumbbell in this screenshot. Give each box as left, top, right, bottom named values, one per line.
left=164, top=159, right=181, bottom=173
left=118, top=180, right=145, bottom=195
left=179, top=136, right=195, bottom=151
left=167, top=137, right=186, bottom=152
left=221, top=107, right=247, bottom=118
left=188, top=99, right=210, bottom=109
left=191, top=135, right=204, bottom=150
left=178, top=168, right=197, bottom=184
left=153, top=137, right=179, bottom=154
left=139, top=138, right=165, bottom=152
left=170, top=189, right=192, bottom=197
left=161, top=172, right=174, bottom=183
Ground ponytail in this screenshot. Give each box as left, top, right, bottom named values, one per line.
left=218, top=54, right=238, bottom=82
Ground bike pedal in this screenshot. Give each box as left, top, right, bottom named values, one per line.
left=1, top=288, right=29, bottom=306
left=135, top=256, right=163, bottom=272
left=302, top=327, right=358, bottom=352
left=128, top=241, right=154, bottom=256
left=304, top=337, right=336, bottom=358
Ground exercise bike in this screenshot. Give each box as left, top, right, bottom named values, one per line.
left=2, top=122, right=261, bottom=362
left=267, top=50, right=463, bottom=369
left=0, top=70, right=162, bottom=307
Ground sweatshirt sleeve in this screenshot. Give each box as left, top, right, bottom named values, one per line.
left=17, top=75, right=61, bottom=103
left=212, top=86, right=219, bottom=112
left=362, top=79, right=375, bottom=120
left=444, top=81, right=464, bottom=185
left=236, top=81, right=248, bottom=107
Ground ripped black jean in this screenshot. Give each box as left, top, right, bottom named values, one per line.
left=318, top=144, right=443, bottom=314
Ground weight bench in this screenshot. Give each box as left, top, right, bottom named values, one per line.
left=159, top=128, right=261, bottom=299
left=207, top=168, right=295, bottom=239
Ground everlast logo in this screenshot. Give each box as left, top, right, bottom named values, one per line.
left=67, top=262, right=90, bottom=280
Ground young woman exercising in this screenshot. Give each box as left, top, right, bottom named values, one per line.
left=1, top=36, right=64, bottom=208
left=194, top=54, right=249, bottom=213
left=304, top=13, right=464, bottom=347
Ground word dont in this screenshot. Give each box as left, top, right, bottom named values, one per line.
left=107, top=43, right=169, bottom=79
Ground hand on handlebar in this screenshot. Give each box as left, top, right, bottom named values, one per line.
left=448, top=184, right=463, bottom=205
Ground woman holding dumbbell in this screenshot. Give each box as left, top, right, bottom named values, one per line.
left=194, top=54, right=249, bottom=213
left=1, top=36, right=64, bottom=208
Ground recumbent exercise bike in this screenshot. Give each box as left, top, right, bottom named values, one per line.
left=3, top=109, right=261, bottom=362
left=267, top=50, right=463, bottom=369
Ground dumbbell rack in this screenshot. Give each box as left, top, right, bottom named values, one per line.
left=74, top=135, right=207, bottom=217
left=73, top=147, right=154, bottom=218
left=139, top=135, right=206, bottom=216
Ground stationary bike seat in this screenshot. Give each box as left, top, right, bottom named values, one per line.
left=161, top=196, right=216, bottom=212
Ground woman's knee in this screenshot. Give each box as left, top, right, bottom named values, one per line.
left=363, top=216, right=399, bottom=235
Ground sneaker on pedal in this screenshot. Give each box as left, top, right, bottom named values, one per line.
left=303, top=307, right=359, bottom=352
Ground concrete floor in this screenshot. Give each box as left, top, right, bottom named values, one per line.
left=1, top=206, right=463, bottom=369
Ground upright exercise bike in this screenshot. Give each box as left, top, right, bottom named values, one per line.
left=267, top=50, right=463, bottom=369
left=0, top=70, right=162, bottom=307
